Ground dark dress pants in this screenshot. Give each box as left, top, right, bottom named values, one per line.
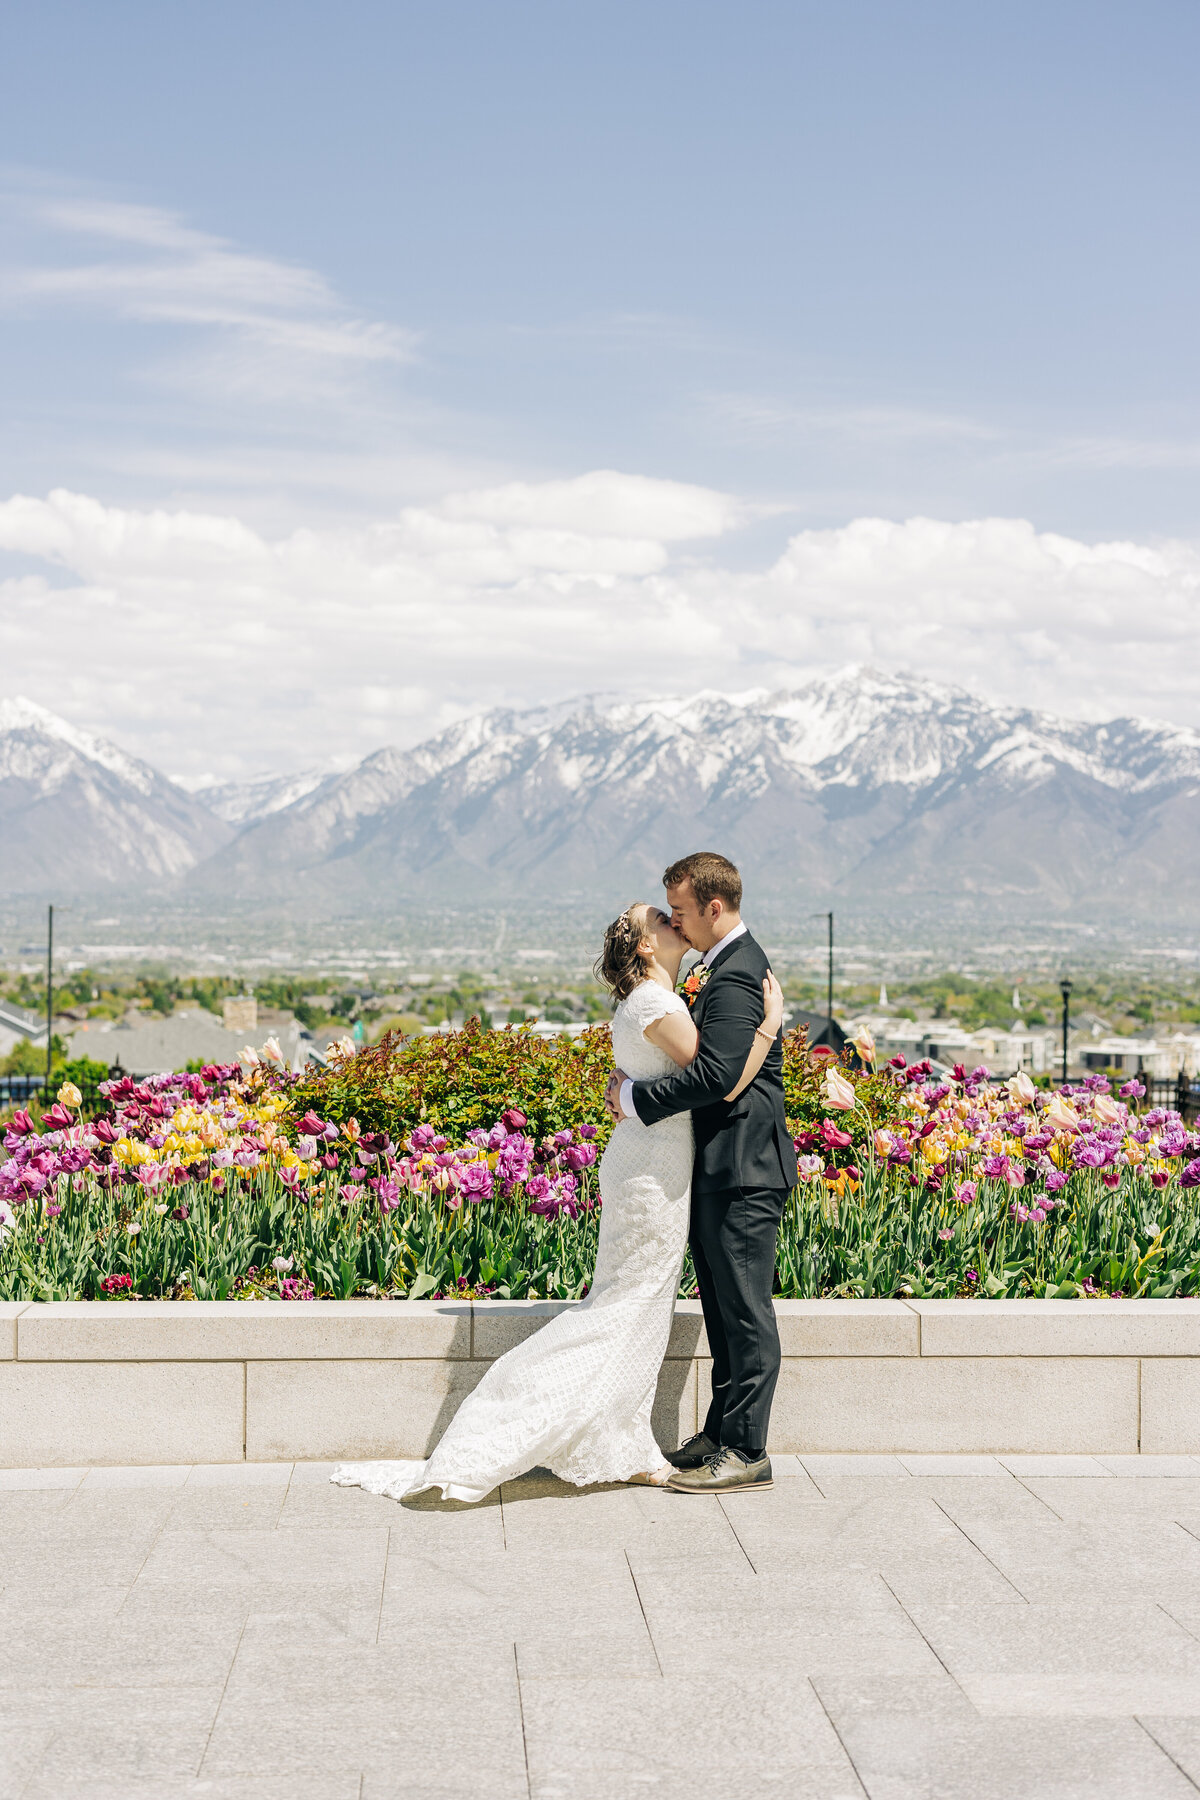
left=690, top=1184, right=789, bottom=1457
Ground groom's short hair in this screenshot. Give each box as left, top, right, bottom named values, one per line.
left=663, top=852, right=742, bottom=912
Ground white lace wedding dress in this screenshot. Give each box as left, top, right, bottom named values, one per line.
left=331, top=980, right=693, bottom=1503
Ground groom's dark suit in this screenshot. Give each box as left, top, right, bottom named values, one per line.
left=630, top=929, right=797, bottom=1458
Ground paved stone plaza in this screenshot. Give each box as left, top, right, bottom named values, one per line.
left=7, top=1455, right=1200, bottom=1797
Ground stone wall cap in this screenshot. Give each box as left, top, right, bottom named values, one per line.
left=0, top=1302, right=28, bottom=1361
left=910, top=1297, right=1200, bottom=1357
left=905, top=1299, right=1200, bottom=1315
left=16, top=1297, right=472, bottom=1361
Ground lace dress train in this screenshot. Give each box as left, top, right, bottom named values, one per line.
left=331, top=981, right=693, bottom=1503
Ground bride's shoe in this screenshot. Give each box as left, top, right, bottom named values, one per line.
left=628, top=1465, right=674, bottom=1487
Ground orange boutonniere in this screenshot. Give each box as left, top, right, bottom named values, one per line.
left=680, top=965, right=711, bottom=1009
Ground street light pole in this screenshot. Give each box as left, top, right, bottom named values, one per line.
left=45, top=903, right=54, bottom=1090
left=809, top=911, right=834, bottom=1032
left=1059, top=977, right=1073, bottom=1086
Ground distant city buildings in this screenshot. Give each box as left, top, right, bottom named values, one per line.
left=65, top=1009, right=310, bottom=1075
left=0, top=1000, right=45, bottom=1060
left=841, top=1009, right=1200, bottom=1080
left=221, top=995, right=257, bottom=1034
left=1078, top=1035, right=1200, bottom=1079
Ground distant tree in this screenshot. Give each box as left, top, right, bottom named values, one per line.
left=1, top=1037, right=43, bottom=1076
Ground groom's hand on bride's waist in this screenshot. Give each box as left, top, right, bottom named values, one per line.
left=605, top=1070, right=636, bottom=1123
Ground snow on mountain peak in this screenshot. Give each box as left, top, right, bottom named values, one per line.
left=0, top=694, right=154, bottom=794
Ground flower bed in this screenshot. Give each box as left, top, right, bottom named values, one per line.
left=2, top=1031, right=1199, bottom=1302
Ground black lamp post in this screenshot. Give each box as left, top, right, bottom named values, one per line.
left=810, top=911, right=833, bottom=1030
left=45, top=903, right=54, bottom=1090
left=1059, top=977, right=1073, bottom=1085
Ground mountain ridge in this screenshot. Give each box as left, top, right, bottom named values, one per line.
left=0, top=696, right=230, bottom=893
left=185, top=668, right=1200, bottom=915
left=3, top=670, right=1199, bottom=915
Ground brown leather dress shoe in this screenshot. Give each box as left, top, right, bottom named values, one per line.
left=663, top=1432, right=719, bottom=1470
left=666, top=1446, right=773, bottom=1494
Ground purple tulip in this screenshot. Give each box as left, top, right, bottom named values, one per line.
left=1073, top=1141, right=1107, bottom=1169
left=375, top=1178, right=402, bottom=1211
left=459, top=1162, right=494, bottom=1203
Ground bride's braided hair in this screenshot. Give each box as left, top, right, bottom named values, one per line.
left=594, top=904, right=650, bottom=1003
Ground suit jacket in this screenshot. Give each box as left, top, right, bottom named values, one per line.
left=630, top=929, right=798, bottom=1195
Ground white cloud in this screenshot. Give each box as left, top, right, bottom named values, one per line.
left=440, top=471, right=747, bottom=540
left=1, top=484, right=1198, bottom=781
left=0, top=184, right=417, bottom=390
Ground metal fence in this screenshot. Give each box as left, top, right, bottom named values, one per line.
left=0, top=1072, right=116, bottom=1117
left=1148, top=1075, right=1200, bottom=1123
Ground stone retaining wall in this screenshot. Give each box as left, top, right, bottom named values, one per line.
left=3, top=1298, right=1200, bottom=1466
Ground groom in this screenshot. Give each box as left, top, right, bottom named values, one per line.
left=606, top=851, right=797, bottom=1494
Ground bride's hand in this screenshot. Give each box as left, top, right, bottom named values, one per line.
left=761, top=971, right=784, bottom=1039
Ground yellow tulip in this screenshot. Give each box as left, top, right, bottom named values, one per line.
left=57, top=1082, right=82, bottom=1109
left=1044, top=1095, right=1080, bottom=1131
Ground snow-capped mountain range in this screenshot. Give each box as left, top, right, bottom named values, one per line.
left=184, top=767, right=333, bottom=828
left=0, top=697, right=229, bottom=891
left=4, top=671, right=1200, bottom=915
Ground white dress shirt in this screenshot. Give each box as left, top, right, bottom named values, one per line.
left=619, top=921, right=750, bottom=1121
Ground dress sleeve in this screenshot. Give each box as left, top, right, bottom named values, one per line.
left=630, top=983, right=686, bottom=1037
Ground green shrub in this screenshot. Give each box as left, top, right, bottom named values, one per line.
left=292, top=1019, right=617, bottom=1145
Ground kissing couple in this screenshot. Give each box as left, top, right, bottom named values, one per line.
left=333, top=850, right=797, bottom=1503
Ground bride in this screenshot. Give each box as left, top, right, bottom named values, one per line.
left=331, top=902, right=783, bottom=1503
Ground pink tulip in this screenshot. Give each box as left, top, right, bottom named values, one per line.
left=822, top=1068, right=856, bottom=1112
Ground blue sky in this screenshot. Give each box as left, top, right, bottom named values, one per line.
left=1, top=0, right=1198, bottom=775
